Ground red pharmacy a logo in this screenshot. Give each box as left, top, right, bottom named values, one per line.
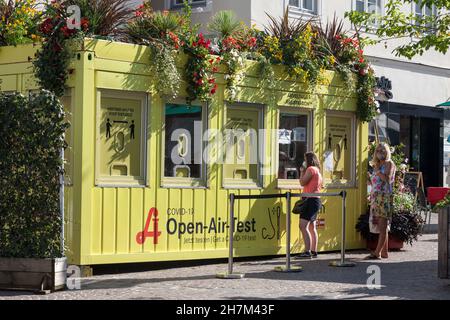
left=136, top=207, right=162, bottom=245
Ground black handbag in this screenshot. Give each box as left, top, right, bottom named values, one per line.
left=292, top=198, right=307, bottom=214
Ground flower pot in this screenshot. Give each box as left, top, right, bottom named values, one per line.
left=0, top=257, right=67, bottom=293
left=366, top=234, right=404, bottom=251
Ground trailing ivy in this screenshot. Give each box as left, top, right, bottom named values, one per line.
left=356, top=68, right=378, bottom=122
left=0, top=90, right=68, bottom=258
left=33, top=1, right=88, bottom=97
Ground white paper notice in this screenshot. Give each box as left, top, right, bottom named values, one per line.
left=293, top=127, right=306, bottom=142
left=324, top=150, right=334, bottom=172
left=278, top=129, right=292, bottom=144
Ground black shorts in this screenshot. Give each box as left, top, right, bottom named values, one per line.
left=300, top=197, right=321, bottom=222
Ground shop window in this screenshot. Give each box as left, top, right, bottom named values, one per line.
left=278, top=109, right=312, bottom=188
left=323, top=112, right=356, bottom=187
left=162, top=102, right=206, bottom=187
left=223, top=105, right=264, bottom=188
left=95, top=90, right=147, bottom=186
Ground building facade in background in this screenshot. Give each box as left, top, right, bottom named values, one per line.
left=141, top=0, right=450, bottom=189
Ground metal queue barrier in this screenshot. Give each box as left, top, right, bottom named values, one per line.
left=216, top=191, right=355, bottom=279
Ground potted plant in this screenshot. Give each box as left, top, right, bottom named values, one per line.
left=356, top=191, right=424, bottom=250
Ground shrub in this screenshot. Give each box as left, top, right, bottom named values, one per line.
left=0, top=91, right=68, bottom=258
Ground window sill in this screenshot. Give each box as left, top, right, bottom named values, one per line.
left=161, top=177, right=206, bottom=188
left=288, top=6, right=318, bottom=18
left=95, top=183, right=147, bottom=188
left=222, top=178, right=262, bottom=190
left=277, top=180, right=302, bottom=190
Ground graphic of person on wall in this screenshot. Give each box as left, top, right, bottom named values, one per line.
left=106, top=118, right=112, bottom=138
left=130, top=120, right=135, bottom=140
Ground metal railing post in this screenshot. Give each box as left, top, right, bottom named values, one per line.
left=286, top=191, right=291, bottom=271
left=274, top=192, right=302, bottom=273
left=216, top=193, right=244, bottom=279
left=330, top=190, right=355, bottom=267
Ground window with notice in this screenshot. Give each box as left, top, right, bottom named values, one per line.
left=96, top=90, right=147, bottom=186
left=277, top=109, right=312, bottom=188
left=323, top=112, right=356, bottom=187
left=223, top=105, right=264, bottom=188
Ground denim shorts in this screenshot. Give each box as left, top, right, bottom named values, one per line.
left=299, top=197, right=321, bottom=222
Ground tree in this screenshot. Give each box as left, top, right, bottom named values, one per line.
left=345, top=0, right=450, bottom=59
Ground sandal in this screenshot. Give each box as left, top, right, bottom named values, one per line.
left=364, top=253, right=381, bottom=260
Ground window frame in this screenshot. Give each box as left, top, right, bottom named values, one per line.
left=288, top=0, right=320, bottom=16
left=95, top=89, right=149, bottom=188
left=412, top=0, right=438, bottom=33
left=160, top=98, right=208, bottom=188
left=222, top=102, right=265, bottom=190
left=323, top=110, right=357, bottom=189
left=353, top=0, right=383, bottom=28
left=276, top=106, right=314, bottom=190
left=171, top=0, right=207, bottom=9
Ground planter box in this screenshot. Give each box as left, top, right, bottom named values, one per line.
left=438, top=207, right=450, bottom=279
left=0, top=257, right=67, bottom=293
left=366, top=234, right=404, bottom=251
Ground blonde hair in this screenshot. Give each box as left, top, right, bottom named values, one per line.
left=371, top=142, right=391, bottom=168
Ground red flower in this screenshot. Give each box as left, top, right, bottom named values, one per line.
left=40, top=18, right=54, bottom=35
left=135, top=10, right=143, bottom=17
left=247, top=37, right=257, bottom=48
left=208, top=78, right=215, bottom=84
left=61, top=25, right=76, bottom=38
left=359, top=57, right=365, bottom=63
left=210, top=84, right=218, bottom=94
left=80, top=17, right=89, bottom=31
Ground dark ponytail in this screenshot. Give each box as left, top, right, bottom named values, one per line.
left=305, top=151, right=321, bottom=170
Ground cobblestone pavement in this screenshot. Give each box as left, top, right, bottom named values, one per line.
left=1, top=228, right=450, bottom=300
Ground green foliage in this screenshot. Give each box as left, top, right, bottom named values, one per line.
left=63, top=0, right=133, bottom=38
left=390, top=209, right=424, bottom=245
left=183, top=33, right=219, bottom=104
left=392, top=191, right=416, bottom=214
left=0, top=0, right=39, bottom=46
left=435, top=191, right=450, bottom=209
left=356, top=191, right=424, bottom=246
left=33, top=1, right=87, bottom=97
left=208, top=10, right=243, bottom=38
left=126, top=2, right=189, bottom=42
left=356, top=68, right=378, bottom=122
left=0, top=90, right=68, bottom=258
left=345, top=0, right=450, bottom=59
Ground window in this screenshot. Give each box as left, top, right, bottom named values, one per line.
left=172, top=0, right=206, bottom=8
left=96, top=90, right=147, bottom=186
left=223, top=105, right=264, bottom=188
left=289, top=0, right=318, bottom=14
left=414, top=0, right=437, bottom=32
left=355, top=0, right=382, bottom=26
left=278, top=109, right=312, bottom=188
left=162, top=102, right=206, bottom=187
left=323, top=112, right=356, bottom=187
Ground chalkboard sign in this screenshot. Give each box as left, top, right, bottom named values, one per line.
left=403, top=172, right=424, bottom=198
